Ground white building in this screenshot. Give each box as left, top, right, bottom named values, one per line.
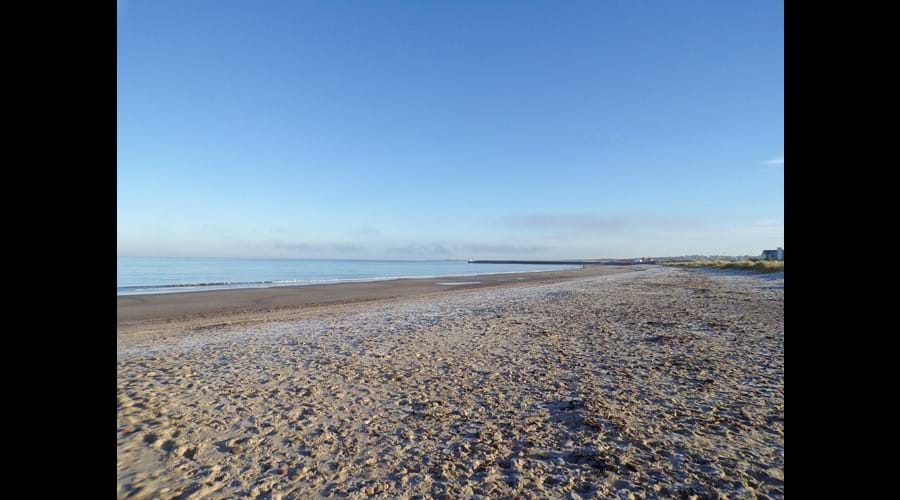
left=761, top=247, right=784, bottom=260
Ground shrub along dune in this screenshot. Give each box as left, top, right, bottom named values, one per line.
left=666, top=260, right=784, bottom=273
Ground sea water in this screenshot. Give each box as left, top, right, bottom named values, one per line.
left=117, top=257, right=578, bottom=295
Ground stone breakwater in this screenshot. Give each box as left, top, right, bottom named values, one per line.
left=117, top=267, right=784, bottom=499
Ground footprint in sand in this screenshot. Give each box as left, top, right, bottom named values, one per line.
left=175, top=444, right=199, bottom=460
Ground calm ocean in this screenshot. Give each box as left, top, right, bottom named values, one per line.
left=117, top=257, right=579, bottom=295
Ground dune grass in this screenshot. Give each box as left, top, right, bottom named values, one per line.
left=666, top=260, right=784, bottom=273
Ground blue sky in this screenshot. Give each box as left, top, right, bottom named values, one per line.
left=118, top=1, right=783, bottom=259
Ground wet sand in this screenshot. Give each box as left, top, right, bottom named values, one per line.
left=117, top=266, right=636, bottom=335
left=117, top=267, right=784, bottom=498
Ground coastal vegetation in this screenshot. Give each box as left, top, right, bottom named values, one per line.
left=666, top=260, right=784, bottom=273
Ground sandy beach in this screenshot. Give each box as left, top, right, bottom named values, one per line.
left=117, top=266, right=635, bottom=336
left=117, top=266, right=784, bottom=499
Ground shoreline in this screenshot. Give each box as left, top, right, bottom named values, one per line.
left=116, top=265, right=584, bottom=296
left=117, top=265, right=641, bottom=335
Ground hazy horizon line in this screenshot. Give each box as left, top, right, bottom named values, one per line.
left=117, top=253, right=767, bottom=261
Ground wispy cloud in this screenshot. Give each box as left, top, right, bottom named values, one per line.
left=751, top=219, right=783, bottom=228
left=762, top=156, right=784, bottom=165
left=385, top=242, right=453, bottom=257
left=272, top=241, right=365, bottom=254
left=350, top=226, right=382, bottom=237
left=118, top=237, right=553, bottom=260
left=501, top=211, right=698, bottom=234
left=460, top=243, right=547, bottom=254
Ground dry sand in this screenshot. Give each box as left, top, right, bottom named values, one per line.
left=117, top=266, right=784, bottom=499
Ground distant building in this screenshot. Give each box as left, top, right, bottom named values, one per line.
left=761, top=247, right=784, bottom=260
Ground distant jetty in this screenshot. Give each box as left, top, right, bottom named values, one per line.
left=468, top=259, right=651, bottom=266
